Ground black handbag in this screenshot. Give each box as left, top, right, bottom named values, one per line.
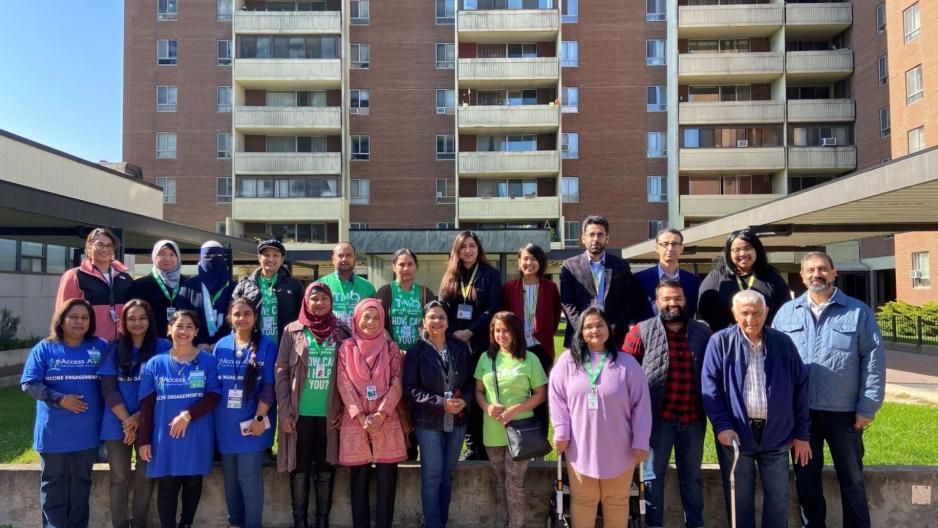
left=491, top=356, right=552, bottom=461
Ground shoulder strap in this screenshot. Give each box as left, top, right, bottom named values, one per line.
left=490, top=355, right=501, bottom=404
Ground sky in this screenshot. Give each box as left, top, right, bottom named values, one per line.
left=0, top=2, right=124, bottom=163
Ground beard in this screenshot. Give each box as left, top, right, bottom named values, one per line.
left=660, top=306, right=687, bottom=323
left=805, top=278, right=834, bottom=293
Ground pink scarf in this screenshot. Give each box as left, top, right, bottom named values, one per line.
left=346, top=298, right=391, bottom=395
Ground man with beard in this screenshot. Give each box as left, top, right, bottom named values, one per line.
left=319, top=241, right=376, bottom=326
left=772, top=252, right=885, bottom=528
left=560, top=215, right=640, bottom=347
left=622, top=279, right=711, bottom=528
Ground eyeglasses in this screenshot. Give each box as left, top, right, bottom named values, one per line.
left=657, top=242, right=683, bottom=249
left=730, top=247, right=755, bottom=255
left=90, top=242, right=115, bottom=250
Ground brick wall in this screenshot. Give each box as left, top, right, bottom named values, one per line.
left=895, top=232, right=938, bottom=304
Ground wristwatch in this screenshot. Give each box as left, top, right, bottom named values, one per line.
left=255, top=415, right=264, bottom=422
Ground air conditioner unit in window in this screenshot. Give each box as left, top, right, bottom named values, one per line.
left=349, top=107, right=360, bottom=115
left=910, top=270, right=923, bottom=279
left=821, top=137, right=837, bottom=146
left=436, top=107, right=448, bottom=115
left=737, top=140, right=749, bottom=148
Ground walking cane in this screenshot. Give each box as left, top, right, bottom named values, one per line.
left=639, top=462, right=647, bottom=526
left=556, top=453, right=567, bottom=527
left=730, top=438, right=740, bottom=528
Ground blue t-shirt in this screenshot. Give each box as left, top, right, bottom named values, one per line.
left=139, top=350, right=221, bottom=478
left=211, top=334, right=278, bottom=454
left=21, top=338, right=107, bottom=453
left=97, top=338, right=172, bottom=441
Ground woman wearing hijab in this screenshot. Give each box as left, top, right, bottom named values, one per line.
left=336, top=299, right=408, bottom=528
left=276, top=282, right=352, bottom=528
left=128, top=239, right=187, bottom=336
left=179, top=241, right=236, bottom=349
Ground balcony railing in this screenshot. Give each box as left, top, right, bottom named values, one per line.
left=458, top=195, right=560, bottom=220
left=679, top=147, right=786, bottom=172
left=457, top=104, right=560, bottom=132
left=232, top=197, right=344, bottom=221
left=233, top=10, right=342, bottom=33
left=785, top=3, right=852, bottom=30
left=787, top=146, right=857, bottom=173
left=458, top=150, right=560, bottom=176
left=458, top=57, right=560, bottom=87
left=457, top=9, right=559, bottom=42
left=234, top=152, right=342, bottom=174
left=680, top=193, right=784, bottom=218
left=786, top=99, right=855, bottom=123
left=679, top=100, right=783, bottom=125
left=678, top=52, right=783, bottom=83
left=234, top=59, right=342, bottom=88
left=234, top=106, right=342, bottom=132
left=678, top=4, right=783, bottom=37
left=786, top=50, right=853, bottom=81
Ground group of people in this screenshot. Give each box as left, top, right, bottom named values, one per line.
left=21, top=215, right=885, bottom=528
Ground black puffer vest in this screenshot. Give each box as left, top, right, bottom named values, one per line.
left=638, top=317, right=711, bottom=419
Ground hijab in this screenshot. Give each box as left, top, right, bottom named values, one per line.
left=346, top=298, right=391, bottom=393
left=151, top=239, right=182, bottom=290
left=298, top=281, right=338, bottom=344
left=198, top=240, right=231, bottom=294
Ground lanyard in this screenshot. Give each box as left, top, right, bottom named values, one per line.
left=152, top=270, right=179, bottom=302
left=590, top=263, right=604, bottom=295
left=232, top=337, right=252, bottom=389
left=584, top=354, right=607, bottom=393
left=303, top=328, right=330, bottom=354
left=523, top=283, right=539, bottom=332
left=260, top=273, right=278, bottom=295
left=201, top=282, right=228, bottom=335
left=460, top=265, right=478, bottom=300
left=735, top=273, right=756, bottom=291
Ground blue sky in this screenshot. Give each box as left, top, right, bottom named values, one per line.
left=0, top=2, right=124, bottom=163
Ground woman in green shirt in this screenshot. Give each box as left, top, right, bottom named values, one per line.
left=474, top=311, right=547, bottom=528
left=375, top=248, right=436, bottom=352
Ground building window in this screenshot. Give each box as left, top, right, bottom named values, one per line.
left=647, top=176, right=667, bottom=203
left=648, top=220, right=666, bottom=240
left=436, top=0, right=454, bottom=24
left=156, top=132, right=177, bottom=159
left=647, top=132, right=666, bottom=158
left=562, top=133, right=579, bottom=159
left=350, top=179, right=370, bottom=204
left=217, top=40, right=232, bottom=66
left=349, top=223, right=370, bottom=230
left=437, top=222, right=456, bottom=229
left=350, top=44, right=370, bottom=69
left=436, top=178, right=455, bottom=204
left=157, top=39, right=178, bottom=65
left=560, top=41, right=578, bottom=68
left=906, top=65, right=923, bottom=105
left=216, top=222, right=227, bottom=235
left=876, top=3, right=886, bottom=33
left=561, top=176, right=579, bottom=203
left=351, top=135, right=370, bottom=160
left=647, top=85, right=666, bottom=112
left=216, top=177, right=232, bottom=203
left=564, top=220, right=580, bottom=247
left=350, top=89, right=370, bottom=115
left=880, top=107, right=891, bottom=138
left=437, top=135, right=456, bottom=160
left=217, top=132, right=232, bottom=159
left=158, top=0, right=178, bottom=20
left=646, top=0, right=665, bottom=21
left=908, top=126, right=925, bottom=154
left=646, top=39, right=665, bottom=66
left=561, top=87, right=578, bottom=113
left=436, top=89, right=456, bottom=114
left=157, top=85, right=177, bottom=112
left=912, top=251, right=931, bottom=288
left=217, top=86, right=232, bottom=113
left=562, top=0, right=578, bottom=23
left=351, top=0, right=370, bottom=24
left=879, top=55, right=888, bottom=85
left=217, top=0, right=233, bottom=21
left=904, top=3, right=921, bottom=44
left=436, top=43, right=455, bottom=69
left=155, top=177, right=177, bottom=204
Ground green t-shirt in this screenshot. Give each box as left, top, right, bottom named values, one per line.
left=473, top=350, right=548, bottom=447
left=389, top=281, right=423, bottom=351
left=258, top=274, right=280, bottom=341
left=319, top=272, right=376, bottom=326
left=298, top=329, right=336, bottom=417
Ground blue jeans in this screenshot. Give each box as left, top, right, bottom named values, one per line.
left=39, top=448, right=98, bottom=528
left=716, top=444, right=790, bottom=528
left=221, top=450, right=266, bottom=528
left=793, top=410, right=871, bottom=528
left=643, top=418, right=705, bottom=528
left=415, top=424, right=467, bottom=528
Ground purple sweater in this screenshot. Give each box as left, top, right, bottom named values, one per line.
left=549, top=349, right=652, bottom=479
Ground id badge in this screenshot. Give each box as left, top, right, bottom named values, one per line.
left=188, top=369, right=205, bottom=389
left=87, top=347, right=101, bottom=366
left=456, top=303, right=473, bottom=320
left=227, top=388, right=243, bottom=409
left=262, top=315, right=276, bottom=335
left=216, top=312, right=225, bottom=329
left=110, top=308, right=120, bottom=323
left=166, top=307, right=176, bottom=320
left=314, top=360, right=327, bottom=379
left=366, top=384, right=378, bottom=401
left=587, top=392, right=599, bottom=410
left=444, top=391, right=453, bottom=399
left=525, top=333, right=540, bottom=347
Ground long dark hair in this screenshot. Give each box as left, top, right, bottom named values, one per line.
left=571, top=307, right=619, bottom=370
left=48, top=298, right=96, bottom=342
left=115, top=299, right=160, bottom=378
left=228, top=297, right=261, bottom=395
left=487, top=311, right=527, bottom=360
left=721, top=229, right=775, bottom=277
left=516, top=243, right=547, bottom=279
left=439, top=231, right=491, bottom=303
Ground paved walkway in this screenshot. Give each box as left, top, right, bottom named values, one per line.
left=885, top=348, right=938, bottom=405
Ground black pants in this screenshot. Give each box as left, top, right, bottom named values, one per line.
left=465, top=349, right=487, bottom=460
left=349, top=463, right=398, bottom=528
left=527, top=344, right=553, bottom=434
left=295, top=416, right=333, bottom=474
left=292, top=416, right=336, bottom=524
left=156, top=475, right=202, bottom=528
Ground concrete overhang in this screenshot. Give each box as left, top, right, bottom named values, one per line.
left=622, top=146, right=938, bottom=263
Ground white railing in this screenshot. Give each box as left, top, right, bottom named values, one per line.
left=234, top=152, right=342, bottom=174
left=680, top=194, right=784, bottom=218
left=234, top=59, right=342, bottom=84
left=458, top=57, right=560, bottom=82
left=786, top=50, right=853, bottom=76
left=785, top=3, right=852, bottom=27
left=787, top=99, right=855, bottom=122
left=678, top=4, right=782, bottom=30
left=234, top=10, right=342, bottom=33
left=457, top=105, right=560, bottom=129
left=458, top=150, right=560, bottom=175
left=787, top=146, right=857, bottom=171
left=679, top=147, right=786, bottom=172
left=458, top=196, right=560, bottom=219
left=458, top=9, right=559, bottom=33
left=679, top=52, right=783, bottom=78
left=679, top=100, right=783, bottom=125
left=234, top=107, right=342, bottom=130
left=232, top=197, right=344, bottom=221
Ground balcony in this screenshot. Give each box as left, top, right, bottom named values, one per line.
left=457, top=105, right=560, bottom=134
left=233, top=10, right=341, bottom=34
left=234, top=59, right=342, bottom=89
left=457, top=58, right=560, bottom=88
left=458, top=195, right=560, bottom=220
left=787, top=99, right=855, bottom=123
left=787, top=146, right=857, bottom=174
left=679, top=101, right=783, bottom=125
left=677, top=4, right=783, bottom=38
left=786, top=50, right=853, bottom=83
left=678, top=52, right=783, bottom=84
left=678, top=147, right=786, bottom=173
left=457, top=9, right=560, bottom=43
left=232, top=197, right=344, bottom=222
left=458, top=151, right=560, bottom=177
left=785, top=3, right=852, bottom=39
left=680, top=194, right=785, bottom=219
left=234, top=152, right=342, bottom=175
left=234, top=107, right=342, bottom=134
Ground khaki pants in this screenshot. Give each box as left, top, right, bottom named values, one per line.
left=568, top=464, right=633, bottom=528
